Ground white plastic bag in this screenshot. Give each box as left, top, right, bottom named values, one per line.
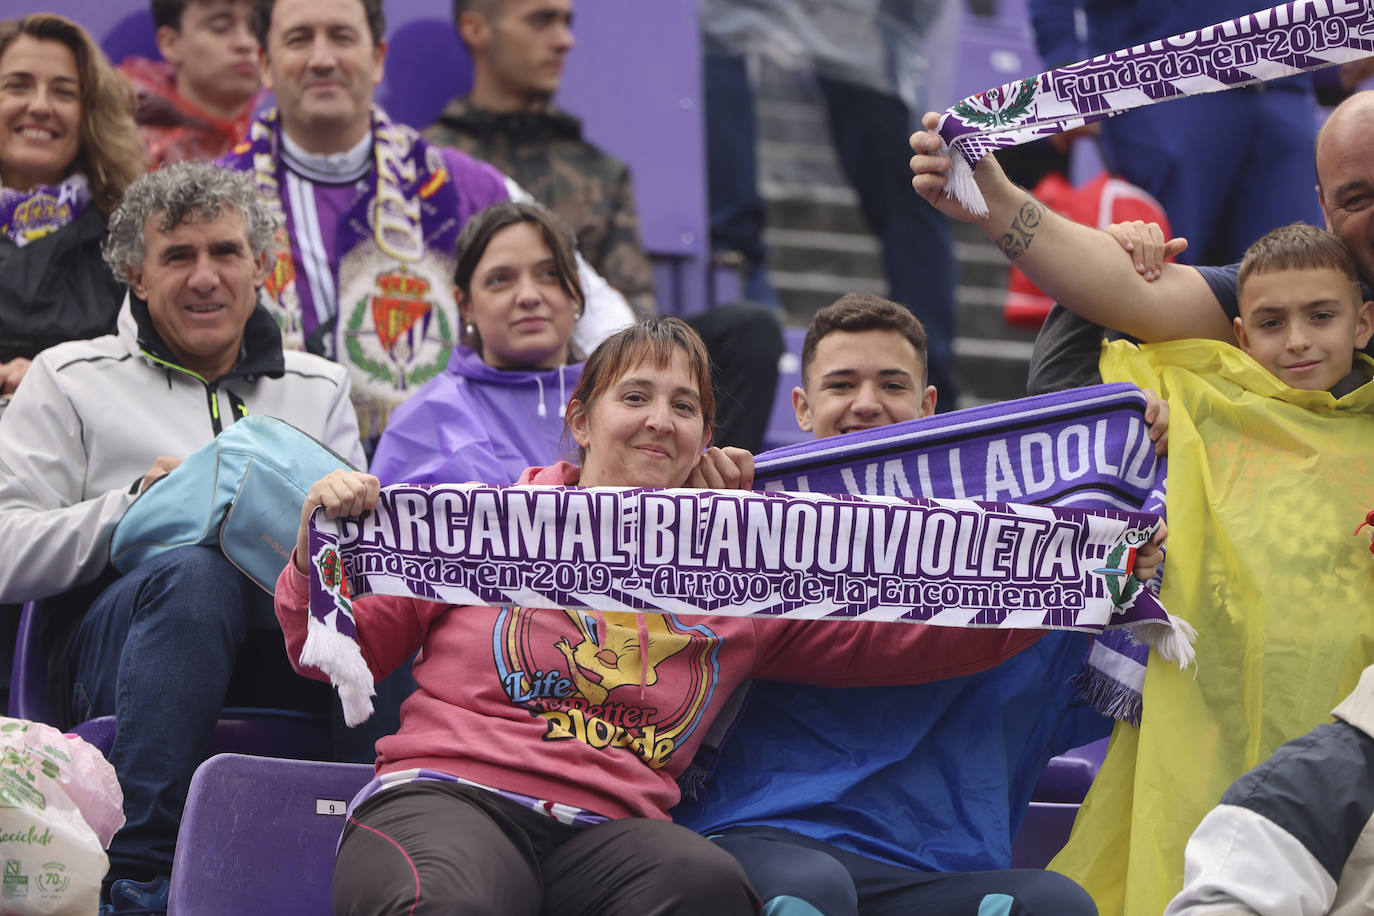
left=0, top=718, right=124, bottom=915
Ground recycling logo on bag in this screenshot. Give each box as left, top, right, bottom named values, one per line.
left=36, top=861, right=68, bottom=898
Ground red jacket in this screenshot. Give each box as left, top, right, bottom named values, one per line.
left=118, top=57, right=257, bottom=170
left=275, top=461, right=1039, bottom=820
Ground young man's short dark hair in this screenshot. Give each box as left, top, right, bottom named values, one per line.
left=800, top=293, right=929, bottom=385
left=151, top=0, right=193, bottom=31
left=452, top=0, right=502, bottom=24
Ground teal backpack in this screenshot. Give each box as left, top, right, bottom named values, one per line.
left=109, top=416, right=355, bottom=593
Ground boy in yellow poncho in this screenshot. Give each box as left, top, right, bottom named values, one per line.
left=1050, top=223, right=1374, bottom=916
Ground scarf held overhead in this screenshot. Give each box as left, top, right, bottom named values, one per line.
left=936, top=0, right=1374, bottom=215
left=307, top=482, right=1181, bottom=726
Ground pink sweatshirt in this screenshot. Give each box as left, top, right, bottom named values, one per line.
left=276, top=462, right=1041, bottom=821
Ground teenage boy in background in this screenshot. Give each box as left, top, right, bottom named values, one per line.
left=120, top=0, right=262, bottom=167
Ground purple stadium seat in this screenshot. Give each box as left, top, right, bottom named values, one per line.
left=168, top=753, right=372, bottom=915
left=1031, top=737, right=1110, bottom=803
left=763, top=325, right=809, bottom=451
left=1008, top=738, right=1110, bottom=867
left=710, top=258, right=743, bottom=308
left=99, top=9, right=158, bottom=66
left=1010, top=801, right=1081, bottom=869
left=372, top=17, right=471, bottom=131
left=8, top=601, right=49, bottom=723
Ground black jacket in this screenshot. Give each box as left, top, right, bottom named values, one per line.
left=0, top=205, right=124, bottom=362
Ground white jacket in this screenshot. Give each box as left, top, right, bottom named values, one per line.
left=0, top=297, right=365, bottom=604
left=1166, top=665, right=1374, bottom=916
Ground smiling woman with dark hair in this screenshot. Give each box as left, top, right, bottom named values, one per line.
left=371, top=200, right=587, bottom=487
left=0, top=13, right=147, bottom=405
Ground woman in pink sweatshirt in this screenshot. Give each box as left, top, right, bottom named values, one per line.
left=276, top=317, right=1065, bottom=915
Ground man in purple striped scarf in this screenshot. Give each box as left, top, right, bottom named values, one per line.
left=223, top=0, right=635, bottom=441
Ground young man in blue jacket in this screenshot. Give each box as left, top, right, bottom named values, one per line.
left=673, top=292, right=1107, bottom=916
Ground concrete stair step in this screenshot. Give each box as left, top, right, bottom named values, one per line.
left=764, top=195, right=871, bottom=236
left=765, top=230, right=886, bottom=279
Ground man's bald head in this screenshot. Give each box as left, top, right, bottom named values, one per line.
left=1315, top=90, right=1374, bottom=196
left=1313, top=90, right=1374, bottom=287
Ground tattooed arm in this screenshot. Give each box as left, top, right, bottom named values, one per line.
left=996, top=197, right=1045, bottom=261
left=909, top=114, right=1233, bottom=344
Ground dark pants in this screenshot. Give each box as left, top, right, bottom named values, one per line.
left=68, top=546, right=410, bottom=884
left=816, top=78, right=958, bottom=406
left=1100, top=85, right=1322, bottom=266
left=704, top=54, right=958, bottom=404
left=712, top=826, right=1096, bottom=916
left=705, top=52, right=768, bottom=264
left=333, top=780, right=760, bottom=915
left=688, top=301, right=784, bottom=452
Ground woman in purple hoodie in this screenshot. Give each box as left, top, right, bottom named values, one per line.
left=371, top=201, right=586, bottom=486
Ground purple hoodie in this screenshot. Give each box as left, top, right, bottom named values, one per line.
left=371, top=346, right=584, bottom=486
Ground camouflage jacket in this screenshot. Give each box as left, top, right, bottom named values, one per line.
left=424, top=97, right=657, bottom=314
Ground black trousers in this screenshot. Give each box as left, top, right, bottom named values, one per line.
left=688, top=302, right=783, bottom=453
left=333, top=780, right=761, bottom=915
left=712, top=826, right=1096, bottom=916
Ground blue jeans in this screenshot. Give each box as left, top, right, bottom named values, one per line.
left=69, top=547, right=334, bottom=881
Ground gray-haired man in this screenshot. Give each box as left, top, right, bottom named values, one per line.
left=0, top=161, right=364, bottom=912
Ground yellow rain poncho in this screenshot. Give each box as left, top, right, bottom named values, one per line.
left=1050, top=339, right=1374, bottom=916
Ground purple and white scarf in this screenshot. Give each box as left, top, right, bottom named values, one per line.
left=757, top=382, right=1169, bottom=723
left=0, top=174, right=90, bottom=248
left=305, top=385, right=1189, bottom=726
left=937, top=0, right=1374, bottom=215
left=222, top=108, right=464, bottom=437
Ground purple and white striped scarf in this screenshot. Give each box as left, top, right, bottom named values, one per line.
left=305, top=386, right=1187, bottom=725
left=937, top=0, right=1374, bottom=215
left=221, top=108, right=464, bottom=437
left=756, top=382, right=1168, bottom=723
